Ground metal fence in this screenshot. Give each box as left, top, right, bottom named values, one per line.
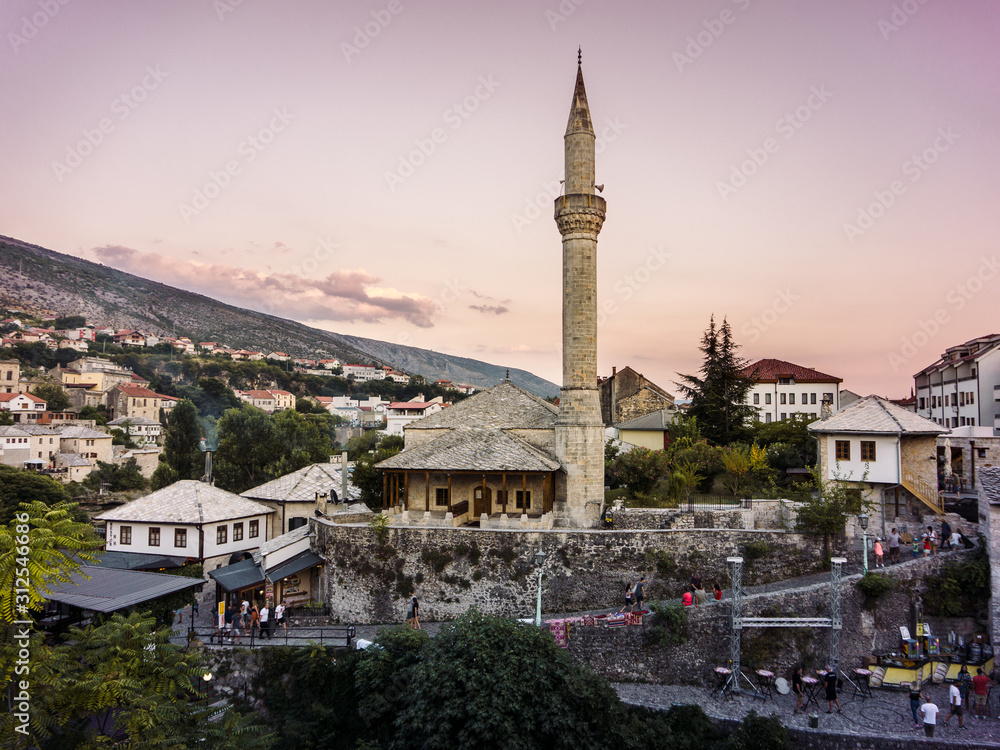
left=684, top=495, right=750, bottom=512
left=188, top=624, right=355, bottom=649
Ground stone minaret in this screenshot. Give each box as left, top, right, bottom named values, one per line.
left=554, top=52, right=606, bottom=528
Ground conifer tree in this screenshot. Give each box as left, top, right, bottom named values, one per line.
left=676, top=315, right=756, bottom=445
left=161, top=399, right=204, bottom=481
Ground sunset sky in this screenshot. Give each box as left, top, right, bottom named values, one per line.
left=2, top=0, right=998, bottom=396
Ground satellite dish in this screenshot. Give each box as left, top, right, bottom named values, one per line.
left=775, top=677, right=790, bottom=695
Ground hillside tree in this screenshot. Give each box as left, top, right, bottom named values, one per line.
left=159, top=399, right=204, bottom=483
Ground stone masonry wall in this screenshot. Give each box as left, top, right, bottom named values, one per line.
left=565, top=550, right=979, bottom=686
left=313, top=520, right=841, bottom=625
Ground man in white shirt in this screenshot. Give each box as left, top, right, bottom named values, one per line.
left=919, top=695, right=939, bottom=737
left=275, top=601, right=286, bottom=631
left=949, top=530, right=962, bottom=549
left=259, top=604, right=270, bottom=639
left=941, top=682, right=966, bottom=729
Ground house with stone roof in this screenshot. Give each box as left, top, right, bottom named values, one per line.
left=108, top=415, right=163, bottom=445
left=240, top=460, right=361, bottom=538
left=96, top=480, right=274, bottom=570
left=740, top=358, right=842, bottom=423
left=106, top=383, right=164, bottom=421
left=616, top=409, right=677, bottom=451
left=376, top=381, right=562, bottom=527
left=0, top=425, right=31, bottom=466
left=809, top=395, right=949, bottom=526
left=599, top=366, right=676, bottom=427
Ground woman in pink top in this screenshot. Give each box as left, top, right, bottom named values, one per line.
left=874, top=539, right=884, bottom=568
left=682, top=587, right=693, bottom=607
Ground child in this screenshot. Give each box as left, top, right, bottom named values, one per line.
left=617, top=581, right=633, bottom=614
left=912, top=538, right=921, bottom=559
left=874, top=538, right=884, bottom=568
left=923, top=535, right=931, bottom=557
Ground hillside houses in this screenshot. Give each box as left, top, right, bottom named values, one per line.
left=235, top=389, right=295, bottom=413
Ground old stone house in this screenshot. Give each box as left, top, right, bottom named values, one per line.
left=598, top=366, right=676, bottom=427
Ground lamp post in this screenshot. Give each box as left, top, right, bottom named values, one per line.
left=858, top=512, right=870, bottom=574
left=534, top=549, right=547, bottom=627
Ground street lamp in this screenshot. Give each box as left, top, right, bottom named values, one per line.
left=858, top=512, right=870, bottom=574
left=534, top=549, right=547, bottom=627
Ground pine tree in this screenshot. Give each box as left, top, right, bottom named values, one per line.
left=161, top=399, right=204, bottom=481
left=676, top=315, right=756, bottom=445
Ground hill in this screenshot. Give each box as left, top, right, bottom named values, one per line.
left=0, top=235, right=559, bottom=398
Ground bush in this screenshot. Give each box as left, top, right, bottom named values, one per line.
left=744, top=540, right=772, bottom=561
left=923, top=537, right=990, bottom=617
left=645, top=549, right=677, bottom=579
left=856, top=571, right=895, bottom=609
left=613, top=447, right=670, bottom=497
left=727, top=710, right=790, bottom=750
left=647, top=602, right=689, bottom=646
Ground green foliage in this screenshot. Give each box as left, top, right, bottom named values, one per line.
left=420, top=548, right=453, bottom=573
left=161, top=398, right=204, bottom=481
left=53, top=314, right=86, bottom=329
left=923, top=538, right=990, bottom=617
left=726, top=710, right=791, bottom=750
left=645, top=549, right=678, bottom=579
left=0, top=500, right=101, bottom=624
left=368, top=512, right=391, bottom=543
left=856, top=571, right=895, bottom=609
left=647, top=602, right=690, bottom=646
left=743, top=540, right=772, bottom=561
left=8, top=612, right=274, bottom=749
left=30, top=381, right=71, bottom=411
left=667, top=438, right=724, bottom=493
left=345, top=429, right=384, bottom=461
left=751, top=413, right=818, bottom=485
left=720, top=443, right=771, bottom=499
left=795, top=465, right=870, bottom=563
left=0, top=465, right=71, bottom=524
left=675, top=316, right=756, bottom=445
left=82, top=457, right=147, bottom=492
left=150, top=461, right=179, bottom=491
left=612, top=447, right=670, bottom=497
left=213, top=406, right=330, bottom=493
left=353, top=440, right=403, bottom=509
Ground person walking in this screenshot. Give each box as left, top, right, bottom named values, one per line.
left=275, top=600, right=286, bottom=632
left=791, top=666, right=805, bottom=713
left=223, top=605, right=234, bottom=644
left=887, top=527, right=901, bottom=564
left=950, top=528, right=962, bottom=549
left=908, top=682, right=923, bottom=728
left=259, top=603, right=270, bottom=640
left=617, top=581, right=633, bottom=614
left=924, top=526, right=937, bottom=555
left=874, top=538, right=884, bottom=568
left=920, top=694, right=940, bottom=737
left=631, top=576, right=646, bottom=613
left=191, top=598, right=199, bottom=623
left=971, top=668, right=990, bottom=719
left=824, top=667, right=841, bottom=713
left=250, top=602, right=260, bottom=640
left=941, top=520, right=952, bottom=551
left=941, top=679, right=967, bottom=729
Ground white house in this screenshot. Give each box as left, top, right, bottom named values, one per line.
left=96, top=480, right=274, bottom=569
left=386, top=399, right=445, bottom=436
left=809, top=395, right=949, bottom=530
left=0, top=425, right=31, bottom=467
left=342, top=364, right=382, bottom=382
left=0, top=393, right=47, bottom=414
left=740, top=358, right=842, bottom=423
left=107, top=416, right=163, bottom=445
left=913, top=333, right=1000, bottom=432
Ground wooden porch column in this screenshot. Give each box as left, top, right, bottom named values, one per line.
left=522, top=473, right=527, bottom=516
left=544, top=473, right=553, bottom=513
left=382, top=472, right=387, bottom=510
left=425, top=471, right=430, bottom=512
left=403, top=472, right=409, bottom=510
left=447, top=474, right=453, bottom=513
left=502, top=473, right=507, bottom=514
left=481, top=474, right=487, bottom=515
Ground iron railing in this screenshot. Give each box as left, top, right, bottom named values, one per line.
left=188, top=624, right=355, bottom=649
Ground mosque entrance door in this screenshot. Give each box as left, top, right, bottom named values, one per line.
left=473, top=486, right=492, bottom=517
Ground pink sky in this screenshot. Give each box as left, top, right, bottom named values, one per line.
left=2, top=0, right=999, bottom=397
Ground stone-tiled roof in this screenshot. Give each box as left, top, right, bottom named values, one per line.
left=108, top=416, right=161, bottom=426
left=257, top=523, right=311, bottom=556
left=96, top=480, right=274, bottom=524
left=57, top=426, right=112, bottom=440
left=979, top=467, right=1000, bottom=505
left=56, top=452, right=92, bottom=467
left=0, top=426, right=30, bottom=437
left=617, top=409, right=675, bottom=431
left=377, top=426, right=560, bottom=472
left=808, top=395, right=947, bottom=435
left=240, top=462, right=360, bottom=503
left=404, top=381, right=557, bottom=431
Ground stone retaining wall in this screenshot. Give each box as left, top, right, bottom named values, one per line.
left=565, top=551, right=978, bottom=686
left=313, top=520, right=840, bottom=624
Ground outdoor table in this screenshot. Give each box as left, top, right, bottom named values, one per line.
left=711, top=667, right=733, bottom=698
left=755, top=669, right=775, bottom=701
left=801, top=675, right=820, bottom=709
left=852, top=668, right=873, bottom=700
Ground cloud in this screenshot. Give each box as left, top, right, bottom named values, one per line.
left=469, top=304, right=509, bottom=315
left=92, top=245, right=437, bottom=328
left=492, top=343, right=554, bottom=354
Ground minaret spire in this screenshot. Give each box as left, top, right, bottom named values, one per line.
left=553, top=56, right=606, bottom=528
